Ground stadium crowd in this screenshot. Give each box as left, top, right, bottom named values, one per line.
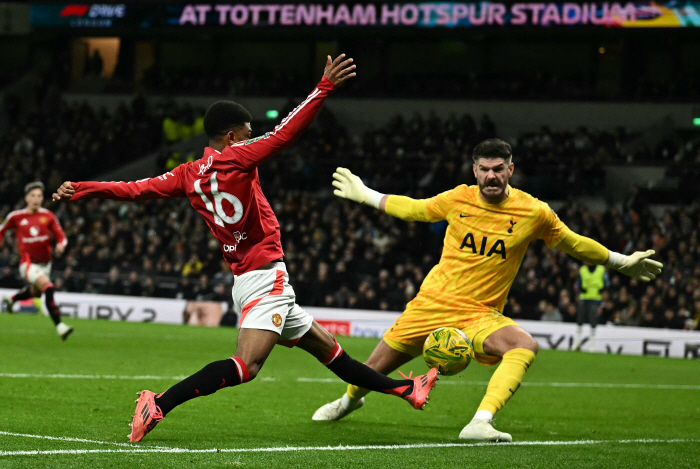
left=0, top=104, right=698, bottom=330
left=131, top=63, right=699, bottom=102
left=0, top=97, right=161, bottom=202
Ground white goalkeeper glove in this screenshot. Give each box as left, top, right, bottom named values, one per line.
left=332, top=167, right=385, bottom=208
left=606, top=249, right=663, bottom=282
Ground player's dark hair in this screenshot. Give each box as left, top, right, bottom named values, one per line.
left=472, top=138, right=513, bottom=163
left=203, top=101, right=252, bottom=140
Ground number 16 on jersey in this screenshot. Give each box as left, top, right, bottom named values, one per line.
left=194, top=172, right=244, bottom=227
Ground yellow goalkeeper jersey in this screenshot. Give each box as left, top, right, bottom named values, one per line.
left=391, top=185, right=569, bottom=315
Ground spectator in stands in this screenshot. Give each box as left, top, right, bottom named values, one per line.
left=61, top=266, right=84, bottom=293
left=122, top=271, right=142, bottom=297
left=0, top=266, right=20, bottom=289
left=539, top=300, right=563, bottom=322
left=102, top=267, right=123, bottom=295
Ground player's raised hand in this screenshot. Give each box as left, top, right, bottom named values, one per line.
left=332, top=167, right=368, bottom=203
left=614, top=249, right=663, bottom=282
left=52, top=181, right=75, bottom=202
left=332, top=167, right=385, bottom=209
left=324, top=54, right=356, bottom=86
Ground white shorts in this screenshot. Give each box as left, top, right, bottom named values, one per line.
left=19, top=262, right=52, bottom=286
left=232, top=262, right=313, bottom=345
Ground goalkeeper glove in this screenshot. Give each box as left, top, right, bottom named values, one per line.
left=606, top=249, right=663, bottom=282
left=332, top=167, right=384, bottom=208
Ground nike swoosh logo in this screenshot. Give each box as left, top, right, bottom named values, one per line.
left=459, top=214, right=470, bottom=218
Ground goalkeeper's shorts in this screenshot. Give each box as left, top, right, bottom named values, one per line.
left=383, top=305, right=518, bottom=366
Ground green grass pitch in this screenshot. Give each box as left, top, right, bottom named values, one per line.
left=1, top=314, right=699, bottom=468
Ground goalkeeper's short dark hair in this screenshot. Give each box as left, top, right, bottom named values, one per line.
left=203, top=101, right=252, bottom=139
left=472, top=138, right=513, bottom=163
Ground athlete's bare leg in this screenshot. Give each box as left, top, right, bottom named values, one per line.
left=31, top=273, right=72, bottom=338
left=233, top=328, right=280, bottom=379
left=311, top=338, right=416, bottom=421
left=298, top=325, right=414, bottom=375
left=153, top=322, right=432, bottom=422
left=298, top=321, right=435, bottom=404
left=32, top=275, right=52, bottom=297
left=460, top=325, right=539, bottom=442
left=4, top=273, right=72, bottom=338
left=482, top=325, right=539, bottom=356
left=364, top=339, right=415, bottom=374
left=297, top=321, right=415, bottom=372
left=295, top=321, right=337, bottom=358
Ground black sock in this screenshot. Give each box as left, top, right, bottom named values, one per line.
left=44, top=287, right=62, bottom=326
left=326, top=352, right=414, bottom=397
left=12, top=285, right=32, bottom=303
left=155, top=359, right=244, bottom=416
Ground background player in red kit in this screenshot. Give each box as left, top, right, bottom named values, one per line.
left=53, top=55, right=438, bottom=442
left=0, top=181, right=73, bottom=340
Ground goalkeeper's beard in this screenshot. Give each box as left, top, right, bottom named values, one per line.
left=478, top=178, right=508, bottom=202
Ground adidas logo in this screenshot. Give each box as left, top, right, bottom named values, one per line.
left=20, top=219, right=28, bottom=226
left=140, top=405, right=150, bottom=424
left=420, top=376, right=428, bottom=386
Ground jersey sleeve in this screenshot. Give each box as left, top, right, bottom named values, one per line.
left=536, top=201, right=569, bottom=248
left=424, top=187, right=461, bottom=221
left=385, top=187, right=459, bottom=223
left=556, top=229, right=610, bottom=265
left=0, top=212, right=16, bottom=245
left=49, top=213, right=67, bottom=248
left=71, top=165, right=186, bottom=202
left=224, top=77, right=337, bottom=171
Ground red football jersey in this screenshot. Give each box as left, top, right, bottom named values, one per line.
left=72, top=77, right=337, bottom=275
left=0, top=208, right=67, bottom=265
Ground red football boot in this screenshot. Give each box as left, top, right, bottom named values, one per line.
left=386, top=368, right=439, bottom=410
left=128, top=390, right=163, bottom=442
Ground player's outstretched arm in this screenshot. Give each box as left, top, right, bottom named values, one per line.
left=556, top=230, right=663, bottom=282
left=52, top=170, right=185, bottom=203
left=332, top=167, right=444, bottom=222
left=232, top=54, right=356, bottom=170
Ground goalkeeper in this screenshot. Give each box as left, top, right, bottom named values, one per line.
left=312, top=138, right=663, bottom=442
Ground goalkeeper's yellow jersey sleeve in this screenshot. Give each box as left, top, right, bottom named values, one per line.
left=385, top=190, right=456, bottom=222
left=398, top=185, right=569, bottom=315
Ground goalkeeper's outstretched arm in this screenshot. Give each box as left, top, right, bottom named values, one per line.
left=555, top=230, right=663, bottom=283
left=332, top=167, right=440, bottom=222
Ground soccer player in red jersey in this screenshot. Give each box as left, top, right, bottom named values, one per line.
left=0, top=181, right=73, bottom=340
left=53, top=55, right=438, bottom=442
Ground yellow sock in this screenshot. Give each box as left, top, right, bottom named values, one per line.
left=346, top=384, right=371, bottom=401
left=476, top=348, right=536, bottom=415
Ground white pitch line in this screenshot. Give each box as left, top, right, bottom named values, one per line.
left=0, top=431, right=173, bottom=450
left=0, top=373, right=189, bottom=381
left=1, top=438, right=697, bottom=457
left=0, top=373, right=277, bottom=381
left=1, top=372, right=698, bottom=390
left=295, top=377, right=700, bottom=390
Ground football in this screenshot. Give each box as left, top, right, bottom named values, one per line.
left=423, top=327, right=473, bottom=376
